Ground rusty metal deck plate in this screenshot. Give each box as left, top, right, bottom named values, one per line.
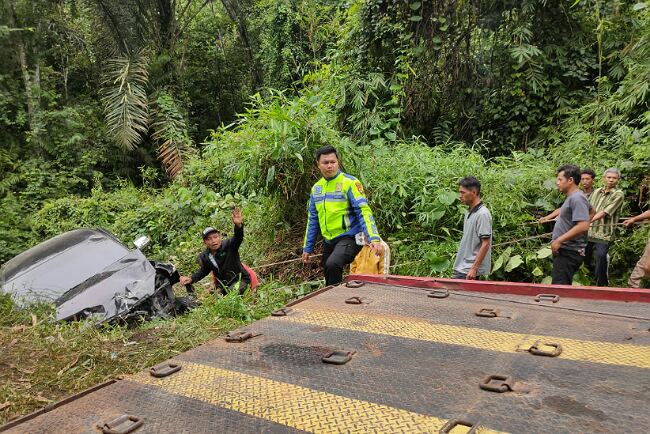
left=4, top=279, right=650, bottom=434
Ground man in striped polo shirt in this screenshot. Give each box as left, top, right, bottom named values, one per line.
left=585, top=168, right=625, bottom=286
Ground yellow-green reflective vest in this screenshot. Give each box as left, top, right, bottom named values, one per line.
left=303, top=171, right=380, bottom=253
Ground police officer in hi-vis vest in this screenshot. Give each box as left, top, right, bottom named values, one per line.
left=302, top=145, right=383, bottom=285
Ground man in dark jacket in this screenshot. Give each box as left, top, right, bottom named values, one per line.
left=180, top=208, right=250, bottom=293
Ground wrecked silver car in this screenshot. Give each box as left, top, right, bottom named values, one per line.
left=0, top=228, right=188, bottom=324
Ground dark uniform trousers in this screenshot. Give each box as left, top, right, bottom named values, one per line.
left=584, top=241, right=609, bottom=286
left=322, top=236, right=363, bottom=286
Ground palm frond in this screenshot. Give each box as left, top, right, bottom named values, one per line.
left=151, top=90, right=196, bottom=179
left=101, top=51, right=150, bottom=151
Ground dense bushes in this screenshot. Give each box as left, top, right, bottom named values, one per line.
left=31, top=178, right=285, bottom=278
left=4, top=0, right=650, bottom=426
left=26, top=123, right=648, bottom=287
left=2, top=1, right=648, bottom=287
left=350, top=142, right=647, bottom=286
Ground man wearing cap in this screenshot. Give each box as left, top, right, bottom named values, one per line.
left=302, top=145, right=383, bottom=286
left=179, top=208, right=250, bottom=293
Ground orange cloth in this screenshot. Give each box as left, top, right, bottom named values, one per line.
left=211, top=263, right=258, bottom=292
left=350, top=242, right=390, bottom=275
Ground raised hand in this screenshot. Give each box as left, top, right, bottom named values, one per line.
left=232, top=208, right=243, bottom=227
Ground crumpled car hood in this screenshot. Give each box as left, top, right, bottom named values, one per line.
left=54, top=249, right=157, bottom=322
left=0, top=228, right=166, bottom=324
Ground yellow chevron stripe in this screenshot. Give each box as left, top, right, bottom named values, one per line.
left=129, top=362, right=504, bottom=434
left=277, top=308, right=650, bottom=369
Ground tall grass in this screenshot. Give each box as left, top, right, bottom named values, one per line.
left=0, top=281, right=312, bottom=424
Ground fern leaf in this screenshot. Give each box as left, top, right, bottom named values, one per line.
left=101, top=51, right=150, bottom=151
left=151, top=91, right=196, bottom=179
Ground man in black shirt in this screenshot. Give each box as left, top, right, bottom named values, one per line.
left=180, top=208, right=250, bottom=293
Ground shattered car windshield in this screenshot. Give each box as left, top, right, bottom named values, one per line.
left=0, top=229, right=130, bottom=304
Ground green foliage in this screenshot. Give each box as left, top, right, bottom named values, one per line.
left=198, top=86, right=355, bottom=223
left=255, top=0, right=342, bottom=90
left=151, top=90, right=196, bottom=178
left=348, top=140, right=643, bottom=285
left=540, top=3, right=650, bottom=173
left=2, top=0, right=648, bottom=286
left=0, top=100, right=120, bottom=262
left=3, top=3, right=650, bottom=424
left=0, top=193, right=34, bottom=263
left=336, top=0, right=638, bottom=154
left=0, top=277, right=313, bottom=424
left=0, top=292, right=56, bottom=328
left=101, top=51, right=150, bottom=151
left=336, top=72, right=403, bottom=146
left=178, top=8, right=253, bottom=136
left=29, top=172, right=284, bottom=278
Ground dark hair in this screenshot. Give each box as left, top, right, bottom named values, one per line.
left=557, top=164, right=581, bottom=185
left=458, top=176, right=481, bottom=194
left=314, top=145, right=338, bottom=162
left=581, top=168, right=596, bottom=179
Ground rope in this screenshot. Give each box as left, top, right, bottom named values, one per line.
left=249, top=251, right=648, bottom=319
left=492, top=232, right=553, bottom=248
left=266, top=279, right=324, bottom=293
left=595, top=220, right=650, bottom=227
left=532, top=218, right=649, bottom=225
left=390, top=259, right=424, bottom=269
left=391, top=234, right=550, bottom=269
left=234, top=218, right=650, bottom=276
left=251, top=254, right=322, bottom=271
left=493, top=221, right=650, bottom=248
left=250, top=279, right=326, bottom=310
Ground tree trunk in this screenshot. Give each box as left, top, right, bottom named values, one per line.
left=220, top=0, right=262, bottom=89
left=157, top=0, right=177, bottom=51
left=8, top=0, right=38, bottom=131
left=17, top=37, right=35, bottom=121
left=63, top=58, right=69, bottom=101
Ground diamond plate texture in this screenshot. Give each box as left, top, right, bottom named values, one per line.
left=277, top=307, right=650, bottom=369
left=128, top=362, right=502, bottom=434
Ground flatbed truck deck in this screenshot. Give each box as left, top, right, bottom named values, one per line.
left=2, top=275, right=649, bottom=433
